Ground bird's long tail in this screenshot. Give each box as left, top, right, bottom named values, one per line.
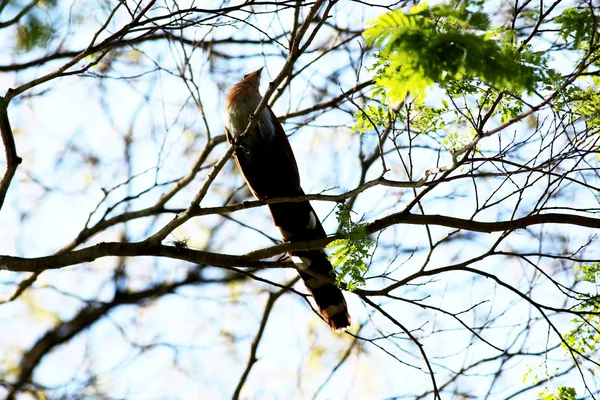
left=268, top=196, right=351, bottom=331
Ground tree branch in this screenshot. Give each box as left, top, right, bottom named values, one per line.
left=0, top=96, right=22, bottom=211
left=232, top=278, right=299, bottom=399
left=2, top=211, right=598, bottom=273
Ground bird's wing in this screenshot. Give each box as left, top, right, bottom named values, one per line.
left=226, top=109, right=301, bottom=199
left=268, top=107, right=300, bottom=184
left=226, top=126, right=267, bottom=200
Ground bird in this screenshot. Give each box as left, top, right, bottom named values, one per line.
left=223, top=67, right=351, bottom=331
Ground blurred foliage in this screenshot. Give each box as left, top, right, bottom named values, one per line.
left=556, top=7, right=594, bottom=51
left=16, top=15, right=55, bottom=51
left=327, top=203, right=373, bottom=291
left=6, top=0, right=58, bottom=52
left=21, top=290, right=61, bottom=324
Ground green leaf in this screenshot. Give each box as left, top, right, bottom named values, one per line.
left=556, top=7, right=594, bottom=50
left=538, top=386, right=577, bottom=400
left=327, top=203, right=374, bottom=290
left=352, top=104, right=396, bottom=134
left=561, top=263, right=600, bottom=359
left=364, top=2, right=538, bottom=104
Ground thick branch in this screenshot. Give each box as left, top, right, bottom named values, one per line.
left=0, top=242, right=291, bottom=273
left=368, top=211, right=600, bottom=235
left=246, top=211, right=600, bottom=260
left=2, top=211, right=598, bottom=273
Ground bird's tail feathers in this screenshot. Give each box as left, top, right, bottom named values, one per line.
left=268, top=200, right=351, bottom=331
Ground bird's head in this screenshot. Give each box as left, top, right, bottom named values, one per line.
left=225, top=67, right=264, bottom=108
left=239, top=67, right=263, bottom=89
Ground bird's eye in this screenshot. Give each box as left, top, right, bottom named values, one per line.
left=243, top=73, right=250, bottom=79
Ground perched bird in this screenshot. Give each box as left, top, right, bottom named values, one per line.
left=224, top=68, right=351, bottom=331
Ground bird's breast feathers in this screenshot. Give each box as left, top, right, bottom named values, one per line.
left=224, top=100, right=275, bottom=143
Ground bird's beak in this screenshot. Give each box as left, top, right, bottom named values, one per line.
left=241, top=67, right=264, bottom=81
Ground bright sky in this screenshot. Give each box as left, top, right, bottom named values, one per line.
left=1, top=0, right=598, bottom=399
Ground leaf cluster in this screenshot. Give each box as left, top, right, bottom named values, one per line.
left=572, top=88, right=600, bottom=130
left=363, top=2, right=538, bottom=104
left=574, top=262, right=600, bottom=284
left=538, top=386, right=577, bottom=400
left=404, top=101, right=450, bottom=134
left=353, top=104, right=395, bottom=135
left=556, top=7, right=594, bottom=51
left=562, top=264, right=600, bottom=359
left=523, top=364, right=578, bottom=400
left=327, top=203, right=374, bottom=291
left=441, top=129, right=476, bottom=152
